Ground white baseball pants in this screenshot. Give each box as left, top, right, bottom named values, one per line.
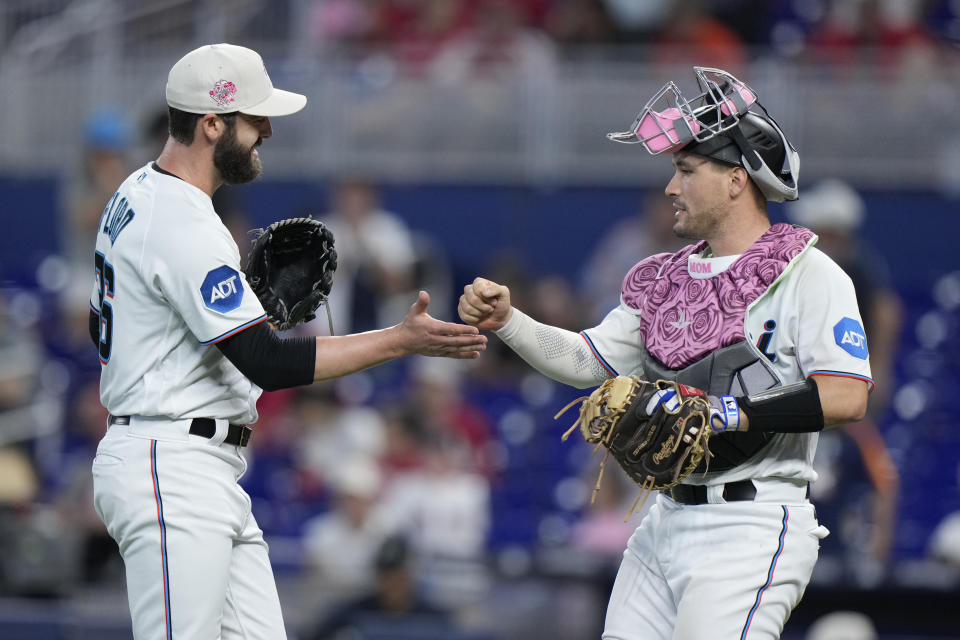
left=603, top=482, right=827, bottom=640
left=92, top=417, right=286, bottom=639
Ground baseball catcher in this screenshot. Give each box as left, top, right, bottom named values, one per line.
left=244, top=217, right=338, bottom=332
left=557, top=376, right=715, bottom=517
left=461, top=64, right=872, bottom=639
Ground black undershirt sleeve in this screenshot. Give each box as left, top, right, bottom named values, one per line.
left=215, top=321, right=316, bottom=391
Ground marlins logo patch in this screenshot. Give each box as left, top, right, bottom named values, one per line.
left=833, top=317, right=868, bottom=359
left=201, top=265, right=244, bottom=313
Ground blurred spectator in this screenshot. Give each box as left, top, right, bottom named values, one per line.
left=379, top=401, right=429, bottom=479
left=0, top=447, right=38, bottom=508
left=62, top=108, right=134, bottom=264
left=407, top=230, right=456, bottom=326
left=387, top=0, right=476, bottom=75
left=430, top=0, right=556, bottom=84
left=306, top=0, right=380, bottom=55
left=569, top=470, right=637, bottom=561
left=787, top=179, right=903, bottom=415
left=0, top=289, right=82, bottom=597
left=303, top=533, right=452, bottom=640
left=805, top=610, right=878, bottom=640
left=803, top=0, right=867, bottom=64
left=544, top=0, right=617, bottom=47
left=52, top=377, right=119, bottom=585
left=143, top=107, right=170, bottom=161
left=805, top=0, right=939, bottom=69
left=651, top=0, right=747, bottom=71
left=408, top=357, right=498, bottom=477
left=527, top=274, right=588, bottom=332
left=809, top=425, right=899, bottom=585
left=216, top=186, right=255, bottom=255
left=387, top=437, right=488, bottom=551
left=293, top=383, right=387, bottom=484
left=928, top=461, right=960, bottom=572
left=929, top=508, right=960, bottom=571
left=60, top=108, right=135, bottom=309
left=0, top=291, right=45, bottom=444
left=302, top=456, right=397, bottom=594
left=599, top=0, right=673, bottom=42
left=379, top=424, right=491, bottom=607
left=322, top=176, right=418, bottom=334
left=579, top=192, right=686, bottom=323
left=789, top=179, right=901, bottom=582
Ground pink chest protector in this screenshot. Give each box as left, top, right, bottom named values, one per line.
left=621, top=223, right=815, bottom=370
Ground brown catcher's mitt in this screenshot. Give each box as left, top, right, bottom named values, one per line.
left=556, top=376, right=712, bottom=517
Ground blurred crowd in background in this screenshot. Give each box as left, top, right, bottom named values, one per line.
left=297, top=0, right=952, bottom=67
left=1, top=1, right=960, bottom=639
left=11, top=0, right=959, bottom=58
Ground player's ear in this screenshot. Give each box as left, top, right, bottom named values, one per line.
left=728, top=166, right=751, bottom=200
left=198, top=113, right=224, bottom=143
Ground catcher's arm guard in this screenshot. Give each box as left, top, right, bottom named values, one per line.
left=556, top=376, right=713, bottom=519
left=244, top=217, right=338, bottom=333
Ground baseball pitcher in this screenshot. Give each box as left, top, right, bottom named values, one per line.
left=89, top=43, right=486, bottom=639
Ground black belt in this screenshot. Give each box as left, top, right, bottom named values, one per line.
left=666, top=480, right=757, bottom=505
left=108, top=415, right=252, bottom=447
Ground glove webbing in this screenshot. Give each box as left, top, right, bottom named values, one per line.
left=555, top=392, right=655, bottom=521
left=556, top=394, right=611, bottom=506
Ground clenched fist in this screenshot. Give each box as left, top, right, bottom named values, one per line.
left=458, top=277, right=513, bottom=332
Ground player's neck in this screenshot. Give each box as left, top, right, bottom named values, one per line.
left=156, top=139, right=220, bottom=198
left=706, top=211, right=770, bottom=257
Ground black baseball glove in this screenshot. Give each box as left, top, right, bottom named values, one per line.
left=557, top=376, right=712, bottom=514
left=244, top=217, right=337, bottom=331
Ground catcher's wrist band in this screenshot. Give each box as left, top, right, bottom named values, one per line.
left=709, top=395, right=741, bottom=432
left=739, top=378, right=825, bottom=433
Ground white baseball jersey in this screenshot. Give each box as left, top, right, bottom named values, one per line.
left=582, top=245, right=873, bottom=484
left=89, top=163, right=267, bottom=424
left=91, top=163, right=287, bottom=640
left=585, top=242, right=871, bottom=640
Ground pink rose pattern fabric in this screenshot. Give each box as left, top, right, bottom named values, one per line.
left=621, top=223, right=815, bottom=369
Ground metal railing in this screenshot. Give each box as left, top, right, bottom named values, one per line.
left=0, top=0, right=955, bottom=189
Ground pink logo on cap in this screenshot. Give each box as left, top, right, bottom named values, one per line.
left=209, top=80, right=237, bottom=107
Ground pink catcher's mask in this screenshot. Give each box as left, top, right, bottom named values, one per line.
left=607, top=67, right=757, bottom=154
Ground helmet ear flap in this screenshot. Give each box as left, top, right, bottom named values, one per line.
left=728, top=126, right=764, bottom=172
left=714, top=112, right=798, bottom=202
left=736, top=115, right=799, bottom=202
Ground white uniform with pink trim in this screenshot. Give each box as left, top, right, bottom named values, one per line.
left=580, top=229, right=872, bottom=639
left=90, top=163, right=286, bottom=639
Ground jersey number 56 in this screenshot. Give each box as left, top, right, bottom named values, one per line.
left=94, top=251, right=116, bottom=364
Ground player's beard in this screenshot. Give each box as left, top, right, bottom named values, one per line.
left=213, top=123, right=261, bottom=185
left=672, top=201, right=727, bottom=241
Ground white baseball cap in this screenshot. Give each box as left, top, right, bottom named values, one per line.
left=786, top=179, right=864, bottom=232
left=165, top=43, right=306, bottom=117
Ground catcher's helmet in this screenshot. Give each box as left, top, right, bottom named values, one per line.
left=607, top=67, right=799, bottom=202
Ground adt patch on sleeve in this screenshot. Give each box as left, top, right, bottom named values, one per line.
left=833, top=317, right=868, bottom=359
left=201, top=265, right=244, bottom=313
